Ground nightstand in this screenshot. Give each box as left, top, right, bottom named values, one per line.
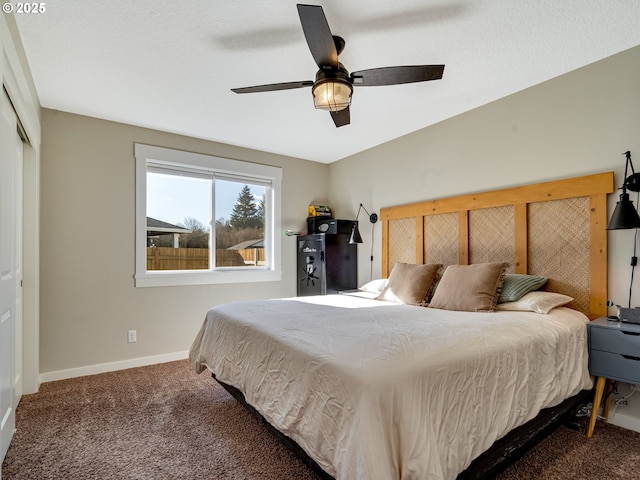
left=586, top=317, right=640, bottom=437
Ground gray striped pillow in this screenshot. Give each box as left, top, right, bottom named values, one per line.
left=498, top=274, right=548, bottom=303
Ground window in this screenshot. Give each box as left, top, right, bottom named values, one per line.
left=135, top=144, right=282, bottom=287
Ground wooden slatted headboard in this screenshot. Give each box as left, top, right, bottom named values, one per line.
left=380, top=172, right=614, bottom=318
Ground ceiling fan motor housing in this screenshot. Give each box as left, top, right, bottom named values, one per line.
left=312, top=64, right=353, bottom=112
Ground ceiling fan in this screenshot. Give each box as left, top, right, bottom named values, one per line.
left=231, top=4, right=445, bottom=128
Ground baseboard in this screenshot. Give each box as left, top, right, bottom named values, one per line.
left=608, top=395, right=640, bottom=434
left=39, top=351, right=189, bottom=383
left=609, top=411, right=640, bottom=434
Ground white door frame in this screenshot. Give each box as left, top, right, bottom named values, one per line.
left=0, top=16, right=41, bottom=477
left=1, top=17, right=42, bottom=397
left=14, top=128, right=23, bottom=401
left=0, top=82, right=17, bottom=469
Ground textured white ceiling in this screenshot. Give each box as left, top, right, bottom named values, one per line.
left=14, top=1, right=640, bottom=163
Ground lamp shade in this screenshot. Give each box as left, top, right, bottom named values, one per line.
left=607, top=192, right=640, bottom=230
left=312, top=80, right=352, bottom=112
left=348, top=222, right=363, bottom=244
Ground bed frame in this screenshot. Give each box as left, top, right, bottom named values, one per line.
left=215, top=172, right=614, bottom=479
left=215, top=375, right=591, bottom=480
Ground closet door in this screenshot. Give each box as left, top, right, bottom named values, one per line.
left=0, top=90, right=18, bottom=462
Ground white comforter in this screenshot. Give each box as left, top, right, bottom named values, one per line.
left=189, top=295, right=592, bottom=480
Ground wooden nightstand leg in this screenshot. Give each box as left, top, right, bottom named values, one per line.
left=587, top=376, right=607, bottom=438
left=602, top=379, right=614, bottom=423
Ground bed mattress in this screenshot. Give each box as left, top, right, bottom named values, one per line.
left=189, top=294, right=592, bottom=480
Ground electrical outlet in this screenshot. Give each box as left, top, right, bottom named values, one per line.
left=127, top=330, right=137, bottom=343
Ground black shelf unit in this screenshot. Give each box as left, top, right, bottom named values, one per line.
left=297, top=232, right=357, bottom=296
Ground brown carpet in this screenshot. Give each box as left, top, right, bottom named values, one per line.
left=2, top=360, right=640, bottom=480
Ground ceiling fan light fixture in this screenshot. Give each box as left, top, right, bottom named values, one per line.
left=312, top=79, right=352, bottom=112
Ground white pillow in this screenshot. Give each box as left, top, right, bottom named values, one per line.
left=497, top=291, right=573, bottom=314
left=359, top=278, right=388, bottom=293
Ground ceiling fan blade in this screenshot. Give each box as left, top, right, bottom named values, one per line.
left=232, top=80, right=313, bottom=94
left=330, top=107, right=350, bottom=128
left=350, top=65, right=445, bottom=86
left=297, top=4, right=338, bottom=69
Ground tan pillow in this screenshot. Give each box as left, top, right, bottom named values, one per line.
left=376, top=262, right=442, bottom=305
left=429, top=262, right=509, bottom=312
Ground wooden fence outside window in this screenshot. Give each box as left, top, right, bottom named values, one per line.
left=146, top=247, right=264, bottom=270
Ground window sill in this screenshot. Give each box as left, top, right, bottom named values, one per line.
left=134, top=269, right=282, bottom=288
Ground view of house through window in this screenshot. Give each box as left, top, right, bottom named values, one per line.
left=146, top=171, right=211, bottom=270
left=146, top=170, right=267, bottom=271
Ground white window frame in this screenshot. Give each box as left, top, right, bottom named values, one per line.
left=135, top=144, right=282, bottom=287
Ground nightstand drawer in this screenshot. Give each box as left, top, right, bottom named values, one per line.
left=589, top=326, right=640, bottom=357
left=589, top=350, right=640, bottom=384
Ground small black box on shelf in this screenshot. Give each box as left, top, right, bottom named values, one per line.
left=307, top=218, right=355, bottom=235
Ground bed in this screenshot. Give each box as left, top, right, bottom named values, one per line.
left=190, top=172, right=614, bottom=480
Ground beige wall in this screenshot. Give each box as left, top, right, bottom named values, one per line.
left=329, top=45, right=640, bottom=310
left=40, top=110, right=329, bottom=374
